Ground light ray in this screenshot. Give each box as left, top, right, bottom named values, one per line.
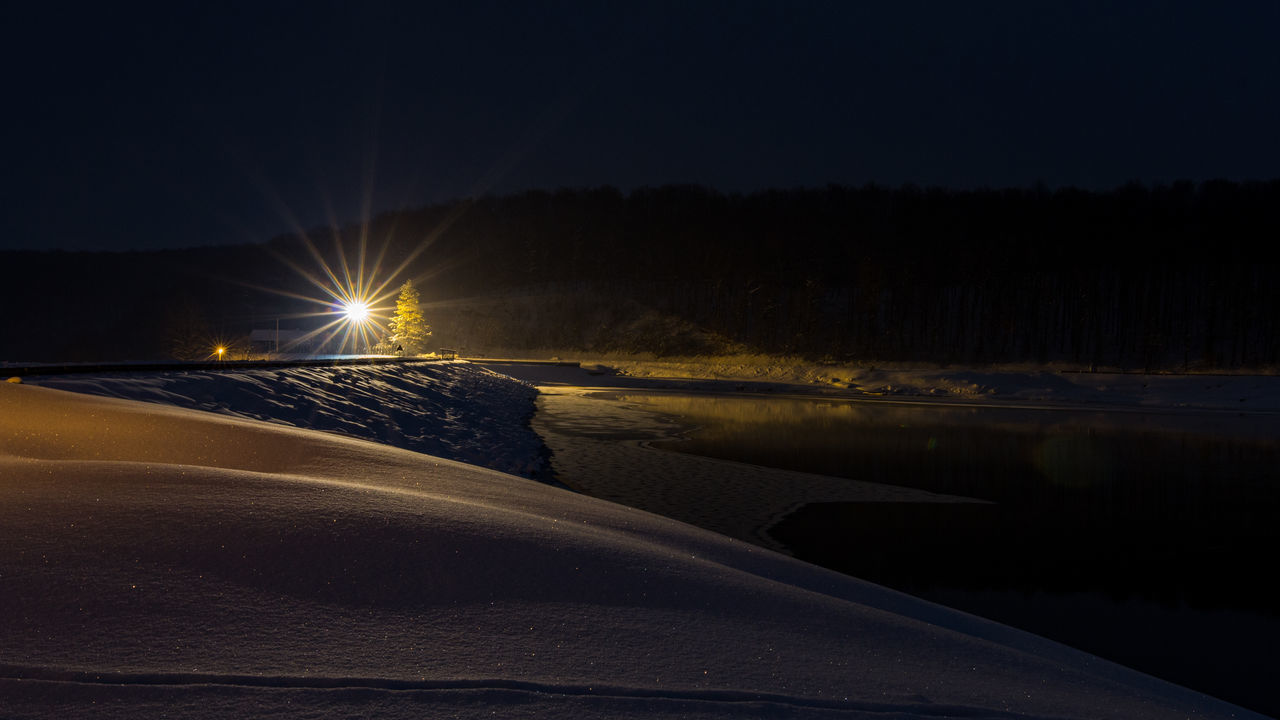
left=257, top=216, right=406, bottom=356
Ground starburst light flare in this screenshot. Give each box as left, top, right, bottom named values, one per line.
left=250, top=231, right=404, bottom=356
left=343, top=300, right=370, bottom=323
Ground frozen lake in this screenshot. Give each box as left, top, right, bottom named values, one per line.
left=521, top=383, right=1279, bottom=718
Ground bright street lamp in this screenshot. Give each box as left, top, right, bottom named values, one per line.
left=342, top=300, right=370, bottom=323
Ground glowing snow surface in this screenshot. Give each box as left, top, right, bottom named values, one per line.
left=25, top=360, right=548, bottom=479
left=0, top=382, right=1266, bottom=718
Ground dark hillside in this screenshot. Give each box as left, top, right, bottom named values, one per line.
left=3, top=181, right=1277, bottom=369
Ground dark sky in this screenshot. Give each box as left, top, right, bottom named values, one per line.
left=3, top=0, right=1278, bottom=252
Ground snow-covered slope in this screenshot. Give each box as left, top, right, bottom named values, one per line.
left=0, top=382, right=1264, bottom=718
left=23, top=360, right=548, bottom=479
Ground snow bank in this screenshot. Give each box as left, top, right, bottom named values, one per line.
left=24, top=360, right=549, bottom=480
left=0, top=382, right=1264, bottom=718
left=493, top=357, right=1280, bottom=413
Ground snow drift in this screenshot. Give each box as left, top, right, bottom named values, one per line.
left=0, top=382, right=1265, bottom=718
left=22, top=360, right=548, bottom=479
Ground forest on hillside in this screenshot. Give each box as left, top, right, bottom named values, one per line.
left=2, top=180, right=1278, bottom=370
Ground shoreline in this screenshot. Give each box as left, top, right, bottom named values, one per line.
left=467, top=355, right=1280, bottom=416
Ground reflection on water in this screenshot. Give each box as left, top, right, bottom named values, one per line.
left=531, top=388, right=986, bottom=554
left=573, top=391, right=1280, bottom=716
left=623, top=393, right=1276, bottom=605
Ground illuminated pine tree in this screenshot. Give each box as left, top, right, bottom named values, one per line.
left=388, top=280, right=431, bottom=354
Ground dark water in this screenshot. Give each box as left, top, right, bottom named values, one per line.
left=611, top=393, right=1280, bottom=717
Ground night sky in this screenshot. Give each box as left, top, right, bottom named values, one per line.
left=3, top=1, right=1278, bottom=252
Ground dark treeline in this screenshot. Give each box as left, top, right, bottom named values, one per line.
left=331, top=180, right=1279, bottom=370
left=2, top=180, right=1277, bottom=369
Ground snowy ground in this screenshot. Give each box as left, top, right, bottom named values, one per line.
left=536, top=357, right=1280, bottom=413
left=21, top=360, right=549, bottom=480
left=583, top=356, right=1280, bottom=412
left=1, top=376, right=1269, bottom=719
